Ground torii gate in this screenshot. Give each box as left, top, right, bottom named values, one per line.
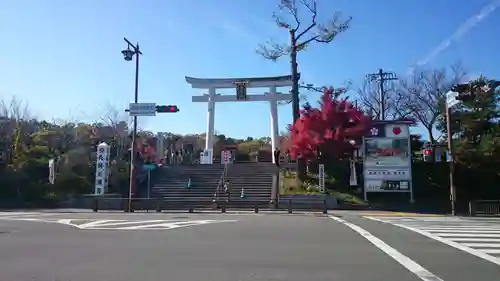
left=186, top=74, right=298, bottom=164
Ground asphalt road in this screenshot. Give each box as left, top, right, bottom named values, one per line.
left=1, top=211, right=499, bottom=281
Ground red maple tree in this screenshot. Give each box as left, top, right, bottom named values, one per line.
left=288, top=87, right=371, bottom=160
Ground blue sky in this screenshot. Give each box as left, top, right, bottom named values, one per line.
left=1, top=0, right=499, bottom=139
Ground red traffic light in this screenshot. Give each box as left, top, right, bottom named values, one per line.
left=156, top=105, right=179, bottom=113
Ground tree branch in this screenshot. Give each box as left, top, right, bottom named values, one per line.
left=295, top=0, right=317, bottom=40
left=258, top=0, right=351, bottom=60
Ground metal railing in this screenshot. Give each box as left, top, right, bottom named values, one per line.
left=469, top=200, right=500, bottom=216
left=90, top=197, right=329, bottom=214
left=212, top=163, right=229, bottom=202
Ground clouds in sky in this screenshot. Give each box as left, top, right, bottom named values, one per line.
left=415, top=0, right=500, bottom=67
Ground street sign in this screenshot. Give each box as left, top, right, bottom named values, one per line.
left=129, top=103, right=157, bottom=116
left=143, top=164, right=156, bottom=170
left=318, top=164, right=325, bottom=193
left=446, top=91, right=460, bottom=109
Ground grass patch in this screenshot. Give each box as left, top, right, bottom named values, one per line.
left=280, top=170, right=367, bottom=205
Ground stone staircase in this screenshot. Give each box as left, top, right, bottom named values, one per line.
left=224, top=162, right=278, bottom=206
left=151, top=164, right=225, bottom=201
left=150, top=166, right=191, bottom=198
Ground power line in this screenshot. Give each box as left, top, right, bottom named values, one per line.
left=367, top=69, right=398, bottom=120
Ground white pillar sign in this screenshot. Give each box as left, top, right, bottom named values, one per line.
left=94, top=142, right=109, bottom=195
left=318, top=164, right=325, bottom=193
left=48, top=159, right=55, bottom=185
left=349, top=160, right=357, bottom=186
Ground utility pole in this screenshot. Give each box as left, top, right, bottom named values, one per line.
left=367, top=69, right=398, bottom=120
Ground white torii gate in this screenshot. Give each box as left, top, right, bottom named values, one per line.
left=186, top=75, right=296, bottom=164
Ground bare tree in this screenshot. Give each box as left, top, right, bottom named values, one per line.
left=0, top=97, right=31, bottom=121
left=356, top=79, right=412, bottom=120
left=398, top=62, right=466, bottom=143
left=257, top=0, right=351, bottom=120
left=257, top=0, right=351, bottom=181
left=100, top=104, right=130, bottom=157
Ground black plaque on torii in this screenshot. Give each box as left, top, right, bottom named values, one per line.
left=233, top=80, right=249, bottom=100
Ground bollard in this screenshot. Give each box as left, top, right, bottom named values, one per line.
left=254, top=204, right=259, bottom=213
left=468, top=201, right=476, bottom=217
left=188, top=206, right=194, bottom=213
left=155, top=200, right=161, bottom=212
left=221, top=203, right=226, bottom=213
left=92, top=198, right=98, bottom=212
left=288, top=199, right=292, bottom=214
left=323, top=200, right=328, bottom=214
left=123, top=200, right=129, bottom=212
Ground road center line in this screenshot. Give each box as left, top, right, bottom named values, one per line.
left=328, top=215, right=444, bottom=281
left=366, top=216, right=500, bottom=266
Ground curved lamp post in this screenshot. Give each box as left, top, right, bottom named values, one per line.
left=121, top=37, right=142, bottom=212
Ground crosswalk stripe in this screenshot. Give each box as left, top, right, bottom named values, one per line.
left=462, top=243, right=500, bottom=248
left=483, top=249, right=500, bottom=254
left=437, top=233, right=500, bottom=237
left=426, top=229, right=500, bottom=233
left=451, top=238, right=500, bottom=242
left=365, top=216, right=500, bottom=266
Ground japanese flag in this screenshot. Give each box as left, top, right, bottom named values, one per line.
left=385, top=124, right=409, bottom=138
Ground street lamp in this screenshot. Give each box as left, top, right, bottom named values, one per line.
left=122, top=37, right=142, bottom=212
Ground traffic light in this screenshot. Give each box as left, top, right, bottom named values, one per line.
left=156, top=105, right=179, bottom=113
left=423, top=148, right=432, bottom=162
left=451, top=83, right=474, bottom=102
left=316, top=145, right=324, bottom=163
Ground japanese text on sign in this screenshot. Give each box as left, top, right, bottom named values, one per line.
left=94, top=142, right=109, bottom=195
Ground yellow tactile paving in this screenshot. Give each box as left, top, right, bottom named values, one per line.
left=359, top=211, right=444, bottom=217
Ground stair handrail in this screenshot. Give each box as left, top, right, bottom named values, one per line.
left=213, top=163, right=228, bottom=202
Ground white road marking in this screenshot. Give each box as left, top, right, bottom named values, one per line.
left=453, top=238, right=500, bottom=242
left=462, top=243, right=500, bottom=248
left=71, top=219, right=238, bottom=230
left=84, top=220, right=168, bottom=227
left=435, top=233, right=500, bottom=237
left=366, top=216, right=500, bottom=266
left=328, top=215, right=443, bottom=281
left=428, top=229, right=500, bottom=233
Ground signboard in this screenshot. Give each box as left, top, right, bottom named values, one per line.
left=318, top=164, right=325, bottom=193
left=364, top=138, right=409, bottom=167
left=143, top=164, right=156, bottom=170
left=365, top=179, right=410, bottom=192
left=94, top=142, right=110, bottom=195
left=446, top=91, right=460, bottom=109
left=363, top=122, right=413, bottom=199
left=129, top=102, right=157, bottom=117
left=200, top=149, right=213, bottom=165
left=221, top=150, right=230, bottom=164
